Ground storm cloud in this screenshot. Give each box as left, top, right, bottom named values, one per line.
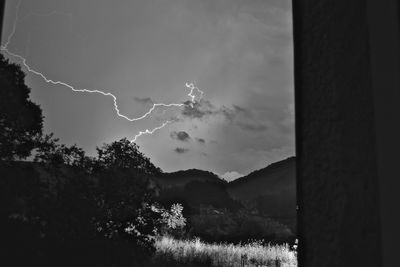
left=174, top=147, right=189, bottom=154
left=196, top=138, right=205, bottom=144
left=170, top=131, right=191, bottom=142
left=181, top=100, right=216, bottom=119
left=181, top=99, right=247, bottom=122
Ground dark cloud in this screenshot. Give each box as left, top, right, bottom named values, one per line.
left=170, top=131, right=191, bottom=142
left=133, top=97, right=153, bottom=105
left=196, top=138, right=205, bottom=144
left=181, top=100, right=248, bottom=122
left=238, top=122, right=268, bottom=132
left=174, top=147, right=189, bottom=154
left=181, top=100, right=216, bottom=119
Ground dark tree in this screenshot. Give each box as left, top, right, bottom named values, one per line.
left=94, top=138, right=161, bottom=175
left=94, top=169, right=161, bottom=248
left=92, top=139, right=163, bottom=251
left=34, top=133, right=92, bottom=171
left=0, top=53, right=43, bottom=160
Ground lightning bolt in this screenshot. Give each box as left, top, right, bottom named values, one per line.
left=131, top=120, right=172, bottom=143
left=186, top=82, right=204, bottom=107
left=0, top=0, right=204, bottom=143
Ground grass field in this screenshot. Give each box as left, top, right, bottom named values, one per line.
left=152, top=236, right=297, bottom=267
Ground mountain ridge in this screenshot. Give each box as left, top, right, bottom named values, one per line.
left=228, top=156, right=296, bottom=186
left=153, top=157, right=296, bottom=221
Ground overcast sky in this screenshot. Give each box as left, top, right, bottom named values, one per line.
left=2, top=0, right=294, bottom=180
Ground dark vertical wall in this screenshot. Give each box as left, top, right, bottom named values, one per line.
left=367, top=0, right=400, bottom=266
left=293, top=1, right=382, bottom=266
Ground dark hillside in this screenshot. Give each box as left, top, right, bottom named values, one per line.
left=154, top=169, right=225, bottom=188
left=227, top=157, right=296, bottom=230
left=152, top=169, right=241, bottom=214
left=228, top=157, right=295, bottom=199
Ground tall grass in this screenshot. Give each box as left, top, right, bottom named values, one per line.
left=153, top=236, right=297, bottom=267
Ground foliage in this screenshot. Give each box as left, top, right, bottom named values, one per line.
left=1, top=135, right=173, bottom=265
left=161, top=203, right=186, bottom=230
left=156, top=203, right=187, bottom=238
left=94, top=138, right=161, bottom=175
left=0, top=138, right=170, bottom=265
left=0, top=53, right=43, bottom=160
left=33, top=133, right=91, bottom=170
left=93, top=168, right=161, bottom=250
left=152, top=236, right=297, bottom=267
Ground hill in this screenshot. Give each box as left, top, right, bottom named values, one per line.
left=153, top=169, right=225, bottom=188
left=151, top=160, right=296, bottom=242
left=228, top=157, right=296, bottom=200
left=152, top=158, right=296, bottom=220
left=227, top=157, right=296, bottom=230
left=152, top=169, right=241, bottom=214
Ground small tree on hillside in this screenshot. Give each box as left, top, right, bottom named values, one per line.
left=158, top=203, right=187, bottom=238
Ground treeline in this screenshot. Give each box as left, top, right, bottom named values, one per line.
left=0, top=53, right=184, bottom=266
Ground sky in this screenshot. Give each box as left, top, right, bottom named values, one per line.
left=2, top=0, right=294, bottom=180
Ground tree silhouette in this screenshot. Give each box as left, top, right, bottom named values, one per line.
left=92, top=139, right=163, bottom=251
left=94, top=138, right=161, bottom=175
left=0, top=53, right=43, bottom=160
left=34, top=133, right=92, bottom=171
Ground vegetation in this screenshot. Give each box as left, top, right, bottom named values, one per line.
left=152, top=236, right=297, bottom=267
left=0, top=140, right=184, bottom=265
left=189, top=207, right=294, bottom=244
left=0, top=53, right=43, bottom=160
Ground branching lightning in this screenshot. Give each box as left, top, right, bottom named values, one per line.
left=186, top=82, right=203, bottom=107
left=0, top=0, right=204, bottom=143
left=131, top=120, right=172, bottom=143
